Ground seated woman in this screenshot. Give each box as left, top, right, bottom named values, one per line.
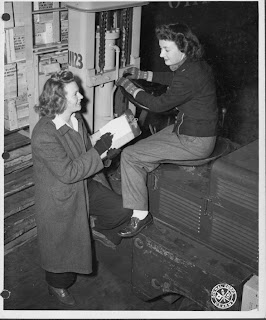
left=116, top=23, right=218, bottom=238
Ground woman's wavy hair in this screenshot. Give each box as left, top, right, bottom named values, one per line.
left=155, top=23, right=204, bottom=61
left=34, top=70, right=75, bottom=117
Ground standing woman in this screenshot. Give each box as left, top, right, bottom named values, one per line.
left=31, top=71, right=131, bottom=306
left=116, top=23, right=218, bottom=237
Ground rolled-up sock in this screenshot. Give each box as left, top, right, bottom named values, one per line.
left=132, top=210, right=148, bottom=220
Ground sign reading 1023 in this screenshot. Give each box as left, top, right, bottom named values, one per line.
left=68, top=50, right=83, bottom=69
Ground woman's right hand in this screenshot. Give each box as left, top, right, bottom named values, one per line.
left=123, top=67, right=148, bottom=80
left=94, top=132, right=113, bottom=156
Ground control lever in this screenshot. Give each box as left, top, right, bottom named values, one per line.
left=221, top=107, right=227, bottom=128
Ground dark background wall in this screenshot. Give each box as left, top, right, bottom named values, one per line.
left=139, top=1, right=258, bottom=145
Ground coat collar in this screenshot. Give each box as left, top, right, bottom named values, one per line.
left=52, top=113, right=83, bottom=136
left=53, top=113, right=78, bottom=131
left=169, top=56, right=187, bottom=71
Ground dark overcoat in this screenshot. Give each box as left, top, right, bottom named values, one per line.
left=31, top=112, right=105, bottom=274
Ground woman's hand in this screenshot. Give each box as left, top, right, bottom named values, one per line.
left=116, top=77, right=143, bottom=97
left=94, top=132, right=113, bottom=156
left=123, top=67, right=149, bottom=80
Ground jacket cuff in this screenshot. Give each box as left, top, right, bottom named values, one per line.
left=147, top=71, right=153, bottom=82
left=133, top=88, right=144, bottom=98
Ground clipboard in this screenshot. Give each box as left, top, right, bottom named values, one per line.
left=90, top=109, right=142, bottom=159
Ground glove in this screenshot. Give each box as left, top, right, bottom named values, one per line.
left=116, top=77, right=143, bottom=97
left=94, top=132, right=113, bottom=156
left=123, top=67, right=149, bottom=80
left=103, top=148, right=121, bottom=168
left=106, top=148, right=121, bottom=160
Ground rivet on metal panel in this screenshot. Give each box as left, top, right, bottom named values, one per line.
left=134, top=237, right=144, bottom=249
left=151, top=278, right=161, bottom=290
left=163, top=282, right=170, bottom=291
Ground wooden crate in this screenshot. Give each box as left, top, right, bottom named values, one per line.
left=4, top=144, right=32, bottom=175
left=4, top=63, right=17, bottom=99
left=4, top=95, right=29, bottom=131
left=4, top=130, right=36, bottom=255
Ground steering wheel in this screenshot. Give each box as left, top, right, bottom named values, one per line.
left=118, top=76, right=170, bottom=125
left=119, top=76, right=167, bottom=109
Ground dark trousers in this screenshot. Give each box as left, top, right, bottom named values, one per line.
left=46, top=271, right=77, bottom=289
left=45, top=179, right=132, bottom=289
left=88, top=179, right=132, bottom=243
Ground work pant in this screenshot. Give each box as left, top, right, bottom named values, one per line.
left=121, top=124, right=216, bottom=210
left=45, top=179, right=132, bottom=289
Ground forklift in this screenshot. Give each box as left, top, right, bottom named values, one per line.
left=66, top=2, right=259, bottom=311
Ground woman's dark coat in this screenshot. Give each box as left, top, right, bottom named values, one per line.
left=31, top=112, right=106, bottom=274
left=135, top=58, right=218, bottom=137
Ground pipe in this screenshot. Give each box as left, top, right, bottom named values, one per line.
left=110, top=44, right=120, bottom=81
left=110, top=44, right=120, bottom=117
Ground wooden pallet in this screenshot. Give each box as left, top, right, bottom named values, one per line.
left=4, top=129, right=37, bottom=255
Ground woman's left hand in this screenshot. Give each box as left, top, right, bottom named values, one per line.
left=116, top=77, right=142, bottom=97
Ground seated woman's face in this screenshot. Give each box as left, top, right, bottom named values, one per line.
left=159, top=40, right=185, bottom=67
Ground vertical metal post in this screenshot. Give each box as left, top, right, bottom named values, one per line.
left=127, top=6, right=142, bottom=115
left=68, top=9, right=95, bottom=133
left=52, top=2, right=60, bottom=42
left=24, top=1, right=40, bottom=136
left=130, top=6, right=142, bottom=67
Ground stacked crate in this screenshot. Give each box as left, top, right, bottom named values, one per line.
left=4, top=129, right=36, bottom=255
left=4, top=1, right=69, bottom=131
left=4, top=2, right=29, bottom=131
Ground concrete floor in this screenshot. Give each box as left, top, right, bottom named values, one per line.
left=3, top=235, right=201, bottom=314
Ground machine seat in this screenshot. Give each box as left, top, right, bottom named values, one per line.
left=158, top=137, right=233, bottom=167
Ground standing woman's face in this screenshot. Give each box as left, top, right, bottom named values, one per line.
left=159, top=40, right=185, bottom=66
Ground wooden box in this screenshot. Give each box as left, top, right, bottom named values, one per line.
left=4, top=63, right=17, bottom=99
left=4, top=95, right=29, bottom=131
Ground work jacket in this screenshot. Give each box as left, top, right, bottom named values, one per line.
left=31, top=112, right=105, bottom=274
left=136, top=58, right=218, bottom=137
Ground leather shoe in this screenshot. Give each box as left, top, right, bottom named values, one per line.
left=48, top=285, right=76, bottom=306
left=118, top=213, right=153, bottom=238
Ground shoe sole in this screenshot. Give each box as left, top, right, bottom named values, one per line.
left=92, top=230, right=117, bottom=250
left=120, top=219, right=153, bottom=238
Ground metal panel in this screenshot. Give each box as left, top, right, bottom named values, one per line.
left=211, top=176, right=258, bottom=214
left=148, top=164, right=210, bottom=238
left=132, top=224, right=253, bottom=310
left=66, top=2, right=148, bottom=12
left=208, top=140, right=258, bottom=270
left=158, top=185, right=203, bottom=235
left=210, top=140, right=258, bottom=217
left=209, top=204, right=258, bottom=270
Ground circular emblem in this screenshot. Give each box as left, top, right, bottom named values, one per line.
left=211, top=283, right=237, bottom=309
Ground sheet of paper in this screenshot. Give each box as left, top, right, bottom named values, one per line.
left=90, top=112, right=141, bottom=159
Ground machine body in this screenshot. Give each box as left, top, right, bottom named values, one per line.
left=131, top=140, right=258, bottom=310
